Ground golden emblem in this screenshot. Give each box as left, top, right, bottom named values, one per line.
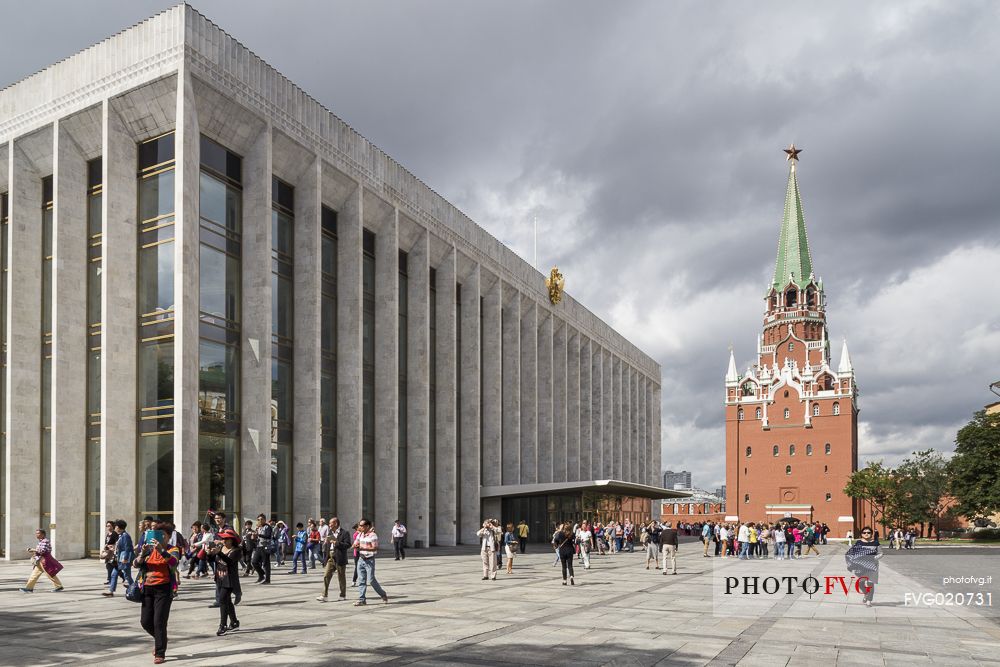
left=545, top=267, right=565, bottom=305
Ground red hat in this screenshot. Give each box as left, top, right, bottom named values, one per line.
left=217, top=529, right=241, bottom=544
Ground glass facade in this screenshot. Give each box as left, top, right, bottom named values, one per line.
left=86, top=158, right=103, bottom=554
left=428, top=267, right=436, bottom=545
left=137, top=133, right=176, bottom=521
left=320, top=206, right=337, bottom=517
left=271, top=177, right=294, bottom=524
left=502, top=493, right=653, bottom=543
left=397, top=251, right=408, bottom=524
left=0, top=192, right=7, bottom=556
left=41, top=176, right=53, bottom=529
left=362, top=230, right=375, bottom=520
left=198, top=136, right=242, bottom=517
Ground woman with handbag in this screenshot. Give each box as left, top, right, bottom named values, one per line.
left=502, top=523, right=518, bottom=574
left=553, top=525, right=576, bottom=585
left=133, top=522, right=178, bottom=664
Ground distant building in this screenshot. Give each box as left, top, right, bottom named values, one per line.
left=987, top=380, right=1000, bottom=416
left=663, top=470, right=692, bottom=490
left=715, top=486, right=727, bottom=500
left=661, top=488, right=726, bottom=524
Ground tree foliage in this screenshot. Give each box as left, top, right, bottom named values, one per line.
left=947, top=410, right=1000, bottom=521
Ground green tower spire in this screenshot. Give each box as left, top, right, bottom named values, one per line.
left=771, top=145, right=814, bottom=291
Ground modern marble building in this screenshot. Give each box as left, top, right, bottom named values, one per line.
left=0, top=5, right=673, bottom=558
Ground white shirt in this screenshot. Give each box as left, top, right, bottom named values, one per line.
left=738, top=525, right=750, bottom=542
left=577, top=529, right=593, bottom=547
left=775, top=529, right=786, bottom=543
left=392, top=524, right=407, bottom=539
left=719, top=526, right=729, bottom=540
left=357, top=531, right=378, bottom=559
left=318, top=525, right=329, bottom=540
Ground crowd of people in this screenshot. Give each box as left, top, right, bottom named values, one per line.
left=16, top=511, right=888, bottom=663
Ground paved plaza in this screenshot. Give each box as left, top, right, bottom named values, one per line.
left=1, top=539, right=999, bottom=666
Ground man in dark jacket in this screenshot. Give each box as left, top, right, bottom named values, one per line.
left=660, top=522, right=679, bottom=575
left=252, top=513, right=273, bottom=584
left=317, top=517, right=352, bottom=602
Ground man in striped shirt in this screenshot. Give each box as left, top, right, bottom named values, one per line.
left=20, top=529, right=64, bottom=593
left=352, top=519, right=388, bottom=606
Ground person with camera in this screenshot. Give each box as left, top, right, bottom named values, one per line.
left=134, top=522, right=178, bottom=664
left=205, top=528, right=243, bottom=634
left=477, top=520, right=499, bottom=580
left=252, top=514, right=273, bottom=584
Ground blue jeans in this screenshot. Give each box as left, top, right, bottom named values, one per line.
left=290, top=549, right=308, bottom=573
left=786, top=542, right=795, bottom=558
left=356, top=557, right=386, bottom=602
left=739, top=542, right=750, bottom=559
left=308, top=543, right=321, bottom=567
left=109, top=562, right=133, bottom=593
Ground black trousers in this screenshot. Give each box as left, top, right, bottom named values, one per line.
left=560, top=554, right=575, bottom=580
left=219, top=586, right=238, bottom=627
left=519, top=538, right=527, bottom=554
left=105, top=560, right=115, bottom=582
left=140, top=583, right=173, bottom=658
left=393, top=538, right=405, bottom=560
left=252, top=547, right=271, bottom=582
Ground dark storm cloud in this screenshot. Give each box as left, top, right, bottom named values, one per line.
left=4, top=1, right=998, bottom=490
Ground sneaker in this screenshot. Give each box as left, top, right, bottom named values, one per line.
left=338, top=596, right=346, bottom=601
left=864, top=600, right=872, bottom=607
left=102, top=592, right=114, bottom=597
left=353, top=600, right=367, bottom=606
left=216, top=625, right=228, bottom=636
left=570, top=578, right=575, bottom=586
left=209, top=602, right=220, bottom=608
left=316, top=596, right=328, bottom=602
left=19, top=588, right=33, bottom=594
left=52, top=587, right=65, bottom=593
left=228, top=620, right=240, bottom=631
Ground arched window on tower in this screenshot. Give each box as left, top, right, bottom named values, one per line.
left=786, top=289, right=798, bottom=307
left=784, top=408, right=790, bottom=419
left=738, top=409, right=744, bottom=421
left=813, top=404, right=820, bottom=417
left=833, top=402, right=841, bottom=416
left=825, top=443, right=831, bottom=455
left=789, top=444, right=796, bottom=456
left=773, top=445, right=779, bottom=457
left=825, top=493, right=832, bottom=502
left=744, top=494, right=750, bottom=504
left=806, top=444, right=813, bottom=456
left=742, top=382, right=755, bottom=396
left=806, top=287, right=817, bottom=307
left=745, top=446, right=752, bottom=458
left=756, top=407, right=762, bottom=419
left=824, top=464, right=828, bottom=474
left=785, top=465, right=792, bottom=475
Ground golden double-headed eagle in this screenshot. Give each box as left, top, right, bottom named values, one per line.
left=545, top=267, right=565, bottom=305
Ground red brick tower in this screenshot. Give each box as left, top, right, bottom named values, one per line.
left=724, top=146, right=859, bottom=535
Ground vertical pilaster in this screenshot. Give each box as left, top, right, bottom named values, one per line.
left=579, top=337, right=591, bottom=481
left=552, top=321, right=567, bottom=483
left=173, top=67, right=200, bottom=530
left=101, top=101, right=137, bottom=533
left=590, top=342, right=601, bottom=480
left=536, top=312, right=552, bottom=484
left=624, top=366, right=632, bottom=482
left=638, top=375, right=646, bottom=486
left=480, top=276, right=501, bottom=488
left=293, top=157, right=321, bottom=519
left=337, top=185, right=363, bottom=523
left=459, top=263, right=480, bottom=543
left=5, top=143, right=42, bottom=558
left=519, top=298, right=537, bottom=484
left=652, top=382, right=662, bottom=489
left=500, top=285, right=520, bottom=485
left=434, top=246, right=456, bottom=545
left=51, top=121, right=87, bottom=557
left=602, top=350, right=613, bottom=479
left=240, top=123, right=272, bottom=517
left=632, top=370, right=640, bottom=483
left=406, top=230, right=429, bottom=546
left=566, top=329, right=579, bottom=483
left=374, top=209, right=399, bottom=535
left=613, top=357, right=623, bottom=480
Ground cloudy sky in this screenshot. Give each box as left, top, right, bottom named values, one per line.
left=5, top=2, right=999, bottom=491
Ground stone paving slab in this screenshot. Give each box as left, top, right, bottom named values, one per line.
left=0, top=541, right=998, bottom=666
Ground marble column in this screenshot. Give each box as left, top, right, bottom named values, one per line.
left=589, top=342, right=601, bottom=480
left=566, top=329, right=580, bottom=483
left=100, top=101, right=137, bottom=535
left=552, top=321, right=567, bottom=483
left=623, top=365, right=632, bottom=483
left=5, top=141, right=43, bottom=558
left=613, top=357, right=623, bottom=480
left=536, top=312, right=552, bottom=484
left=519, top=298, right=537, bottom=485
left=652, top=382, right=662, bottom=489
left=173, top=67, right=201, bottom=530
left=500, top=285, right=520, bottom=485
left=434, top=246, right=456, bottom=545
left=336, top=185, right=363, bottom=524
left=51, top=121, right=88, bottom=557
left=239, top=123, right=272, bottom=517
left=458, top=263, right=480, bottom=544
left=373, top=208, right=399, bottom=536
left=405, top=230, right=429, bottom=547
left=579, top=337, right=592, bottom=482
left=480, top=275, right=502, bottom=489
left=638, top=375, right=646, bottom=486
left=602, top=350, right=613, bottom=479
left=293, top=157, right=321, bottom=519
